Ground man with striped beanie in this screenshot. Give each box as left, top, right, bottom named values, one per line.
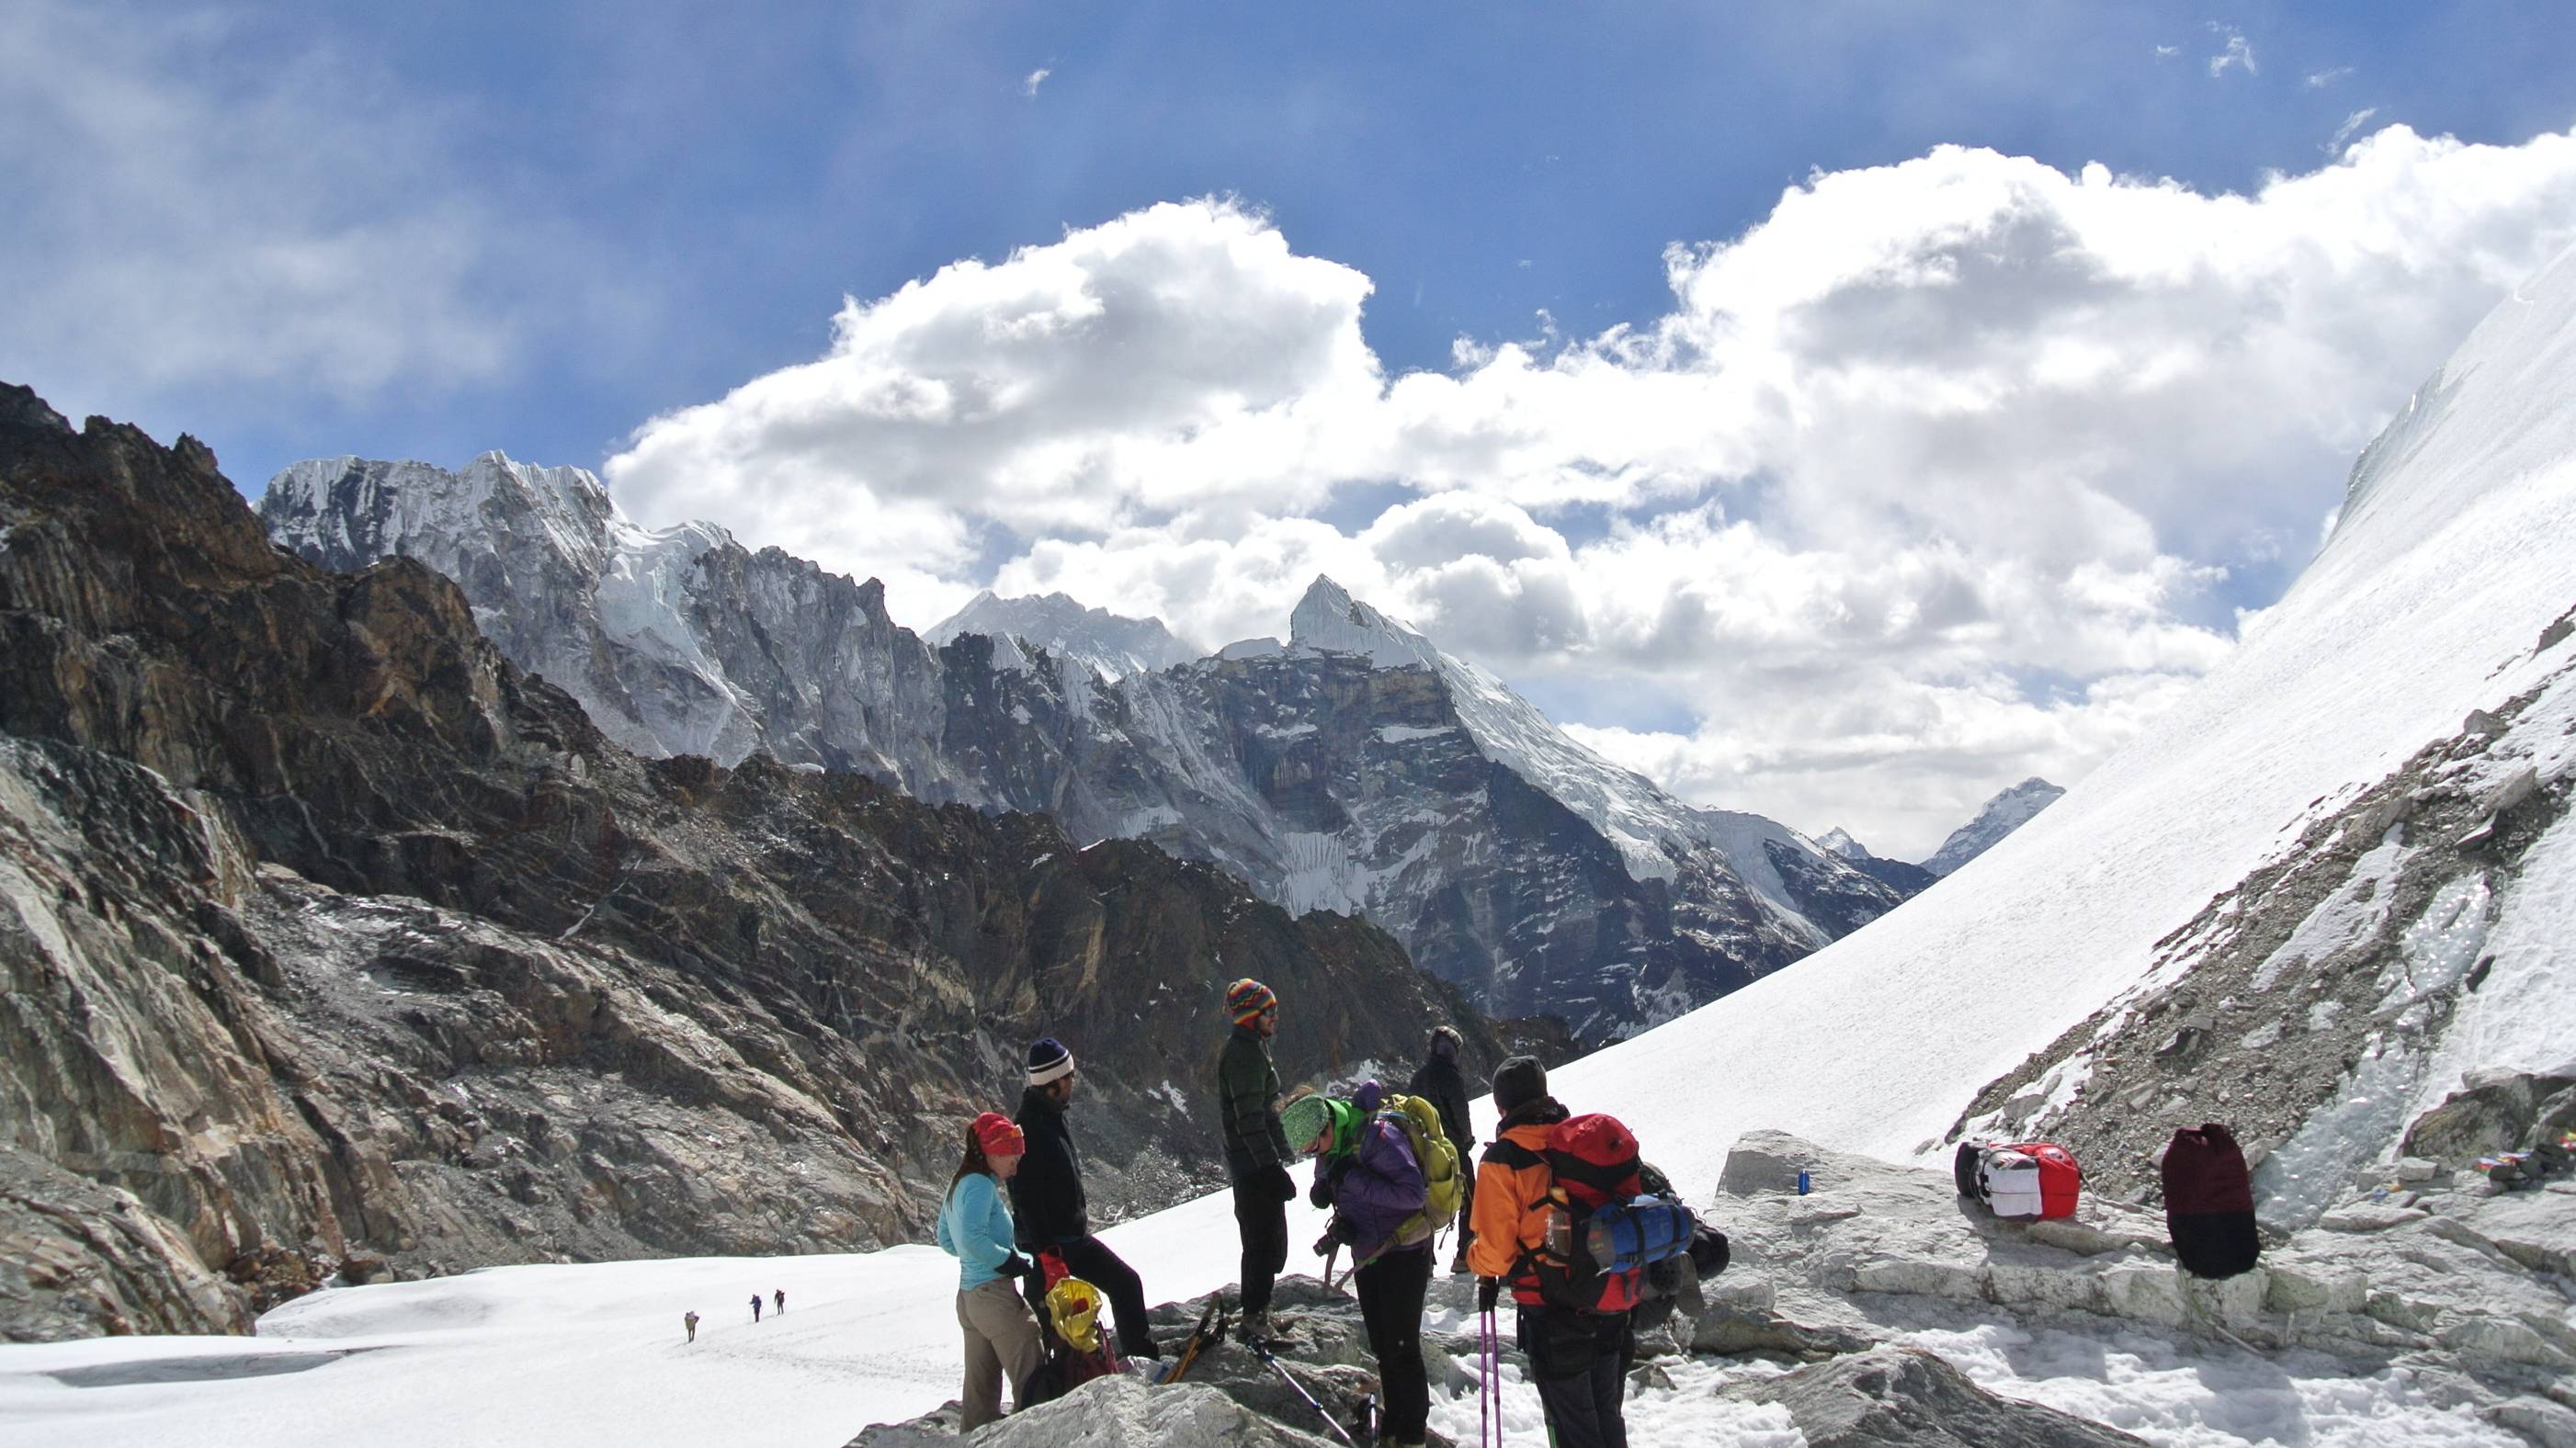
left=1216, top=978, right=1296, bottom=1344
left=1010, top=1035, right=1160, bottom=1360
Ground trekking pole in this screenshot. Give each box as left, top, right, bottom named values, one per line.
left=1480, top=1307, right=1497, bottom=1447
left=1252, top=1344, right=1358, bottom=1446
left=1483, top=1303, right=1504, bottom=1432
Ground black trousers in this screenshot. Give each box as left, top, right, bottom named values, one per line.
left=1355, top=1245, right=1433, bottom=1443
left=1021, top=1235, right=1158, bottom=1359
left=1520, top=1307, right=1628, bottom=1448
left=1232, top=1179, right=1289, bottom=1318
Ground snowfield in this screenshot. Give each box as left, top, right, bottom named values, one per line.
left=0, top=1206, right=2525, bottom=1448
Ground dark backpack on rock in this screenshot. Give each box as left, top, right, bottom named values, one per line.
left=2162, top=1123, right=2260, bottom=1279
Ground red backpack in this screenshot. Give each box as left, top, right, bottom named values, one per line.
left=1527, top=1114, right=1652, bottom=1315
left=2162, top=1124, right=2260, bottom=1278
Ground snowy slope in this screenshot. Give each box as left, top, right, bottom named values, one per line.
left=926, top=590, right=1201, bottom=679
left=1920, top=777, right=2067, bottom=877
left=1538, top=238, right=2576, bottom=1185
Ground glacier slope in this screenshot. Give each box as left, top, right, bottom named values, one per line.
left=1542, top=237, right=2576, bottom=1183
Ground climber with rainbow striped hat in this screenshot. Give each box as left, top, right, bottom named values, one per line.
left=1216, top=977, right=1297, bottom=1346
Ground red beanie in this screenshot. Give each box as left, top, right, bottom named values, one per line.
left=972, top=1112, right=1025, bottom=1158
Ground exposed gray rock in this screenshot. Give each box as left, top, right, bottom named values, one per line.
left=849, top=1375, right=1344, bottom=1447
left=2405, top=1062, right=2576, bottom=1163
left=0, top=1148, right=250, bottom=1341
left=1719, top=1345, right=2152, bottom=1447
left=1712, top=1132, right=2576, bottom=1389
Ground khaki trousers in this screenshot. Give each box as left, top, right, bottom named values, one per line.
left=956, top=1278, right=1045, bottom=1431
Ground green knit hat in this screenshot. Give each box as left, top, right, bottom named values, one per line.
left=1281, top=1095, right=1339, bottom=1157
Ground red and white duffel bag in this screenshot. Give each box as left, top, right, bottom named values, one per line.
left=1959, top=1140, right=2082, bottom=1220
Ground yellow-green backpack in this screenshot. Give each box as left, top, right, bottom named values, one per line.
left=1380, top=1092, right=1463, bottom=1239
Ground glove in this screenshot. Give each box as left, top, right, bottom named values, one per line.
left=1308, top=1175, right=1333, bottom=1210
left=1265, top=1164, right=1298, bottom=1204
left=1001, top=1253, right=1038, bottom=1280
left=1477, top=1277, right=1500, bottom=1313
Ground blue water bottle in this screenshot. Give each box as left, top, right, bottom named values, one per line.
left=1797, top=1169, right=1810, bottom=1195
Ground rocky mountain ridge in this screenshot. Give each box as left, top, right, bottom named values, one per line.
left=261, top=463, right=1923, bottom=1040
left=0, top=383, right=1536, bottom=1341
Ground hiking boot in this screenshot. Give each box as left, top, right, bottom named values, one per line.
left=1447, top=1246, right=1473, bottom=1275
left=1236, top=1309, right=1295, bottom=1348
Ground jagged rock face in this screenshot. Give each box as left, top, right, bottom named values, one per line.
left=262, top=464, right=1922, bottom=1040
left=1921, top=778, right=2065, bottom=877
left=0, top=1148, right=251, bottom=1342
left=0, top=385, right=1524, bottom=1340
left=1945, top=663, right=2573, bottom=1226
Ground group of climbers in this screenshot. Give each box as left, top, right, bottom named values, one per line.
left=934, top=979, right=1693, bottom=1446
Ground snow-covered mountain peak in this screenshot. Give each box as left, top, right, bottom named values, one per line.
left=1921, top=777, right=2066, bottom=877
left=1818, top=826, right=1869, bottom=859
left=262, top=451, right=632, bottom=577
left=926, top=588, right=1197, bottom=679
left=1288, top=573, right=1442, bottom=672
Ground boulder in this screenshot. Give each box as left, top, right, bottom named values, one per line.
left=2405, top=1064, right=2576, bottom=1163
left=1718, top=1345, right=2153, bottom=1446
left=2443, top=1191, right=2576, bottom=1277
left=847, top=1376, right=1344, bottom=1447
left=1720, top=1132, right=1812, bottom=1195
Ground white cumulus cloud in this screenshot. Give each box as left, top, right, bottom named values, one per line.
left=607, top=125, right=2576, bottom=854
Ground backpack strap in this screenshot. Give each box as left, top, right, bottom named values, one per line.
left=1484, top=1138, right=1543, bottom=1171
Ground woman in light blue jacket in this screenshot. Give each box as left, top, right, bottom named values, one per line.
left=935, top=1112, right=1046, bottom=1431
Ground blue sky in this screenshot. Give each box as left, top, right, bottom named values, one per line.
left=6, top=1, right=2575, bottom=851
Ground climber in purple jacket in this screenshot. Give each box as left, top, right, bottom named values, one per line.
left=1283, top=1085, right=1434, bottom=1448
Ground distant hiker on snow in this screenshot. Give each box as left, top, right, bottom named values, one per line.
left=749, top=1293, right=762, bottom=1324
left=1406, top=1024, right=1478, bottom=1273
left=1470, top=1056, right=1631, bottom=1448
left=1010, top=1036, right=1161, bottom=1361
left=683, top=1309, right=698, bottom=1343
left=1287, top=1087, right=1434, bottom=1448
left=1216, top=977, right=1296, bottom=1346
left=773, top=1288, right=784, bottom=1316
left=936, top=1111, right=1047, bottom=1431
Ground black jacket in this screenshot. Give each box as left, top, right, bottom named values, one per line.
left=1009, top=1086, right=1090, bottom=1248
left=1405, top=1052, right=1476, bottom=1158
left=1217, top=1024, right=1291, bottom=1180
